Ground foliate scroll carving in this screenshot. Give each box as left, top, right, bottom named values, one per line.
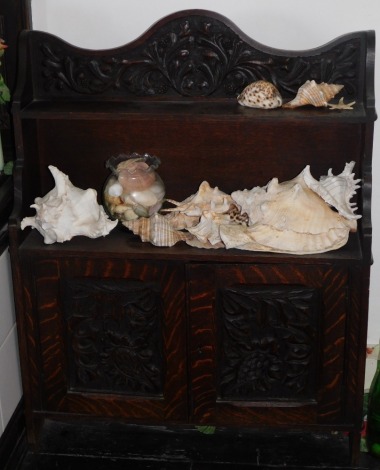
left=217, top=285, right=320, bottom=401
left=38, top=13, right=360, bottom=98
left=64, top=278, right=164, bottom=396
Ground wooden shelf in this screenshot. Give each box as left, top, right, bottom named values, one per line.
left=17, top=99, right=373, bottom=123
left=20, top=227, right=363, bottom=264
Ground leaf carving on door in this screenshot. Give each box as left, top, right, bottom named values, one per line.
left=217, top=285, right=320, bottom=401
left=64, top=278, right=164, bottom=396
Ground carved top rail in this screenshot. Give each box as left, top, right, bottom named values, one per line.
left=14, top=9, right=375, bottom=109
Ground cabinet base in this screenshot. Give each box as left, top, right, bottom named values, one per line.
left=15, top=419, right=378, bottom=469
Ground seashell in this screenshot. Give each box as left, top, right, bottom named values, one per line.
left=225, top=166, right=359, bottom=254
left=107, top=181, right=123, bottom=197
left=163, top=181, right=233, bottom=216
left=186, top=237, right=225, bottom=250
left=220, top=222, right=350, bottom=254
left=21, top=166, right=117, bottom=244
left=231, top=186, right=268, bottom=226
left=123, top=213, right=191, bottom=247
left=282, top=80, right=344, bottom=108
left=237, top=80, right=282, bottom=109
left=163, top=211, right=200, bottom=231
left=187, top=211, right=229, bottom=246
left=128, top=188, right=159, bottom=207
left=222, top=180, right=352, bottom=254
left=302, top=162, right=361, bottom=220
left=187, top=213, right=222, bottom=246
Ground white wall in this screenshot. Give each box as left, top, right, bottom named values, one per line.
left=0, top=250, right=22, bottom=437
left=29, top=0, right=380, bottom=343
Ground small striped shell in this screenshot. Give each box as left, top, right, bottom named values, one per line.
left=123, top=213, right=191, bottom=247
left=283, top=80, right=344, bottom=108
left=237, top=81, right=283, bottom=109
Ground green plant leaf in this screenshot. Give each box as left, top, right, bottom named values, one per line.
left=196, top=425, right=216, bottom=435
left=0, top=75, right=10, bottom=103
left=3, top=161, right=13, bottom=175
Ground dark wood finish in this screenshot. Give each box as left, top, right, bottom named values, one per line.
left=12, top=420, right=380, bottom=469
left=8, top=10, right=376, bottom=467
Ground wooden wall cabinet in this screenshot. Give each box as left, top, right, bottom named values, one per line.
left=9, top=10, right=376, bottom=466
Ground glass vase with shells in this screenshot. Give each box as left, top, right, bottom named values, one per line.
left=103, top=152, right=166, bottom=223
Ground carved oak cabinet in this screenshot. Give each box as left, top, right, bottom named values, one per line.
left=9, top=10, right=376, bottom=467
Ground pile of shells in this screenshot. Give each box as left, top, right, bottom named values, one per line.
left=22, top=161, right=361, bottom=255
left=123, top=163, right=361, bottom=255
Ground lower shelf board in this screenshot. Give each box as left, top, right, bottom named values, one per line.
left=13, top=420, right=380, bottom=469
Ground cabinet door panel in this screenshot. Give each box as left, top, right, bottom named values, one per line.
left=32, top=257, right=187, bottom=422
left=188, top=264, right=348, bottom=426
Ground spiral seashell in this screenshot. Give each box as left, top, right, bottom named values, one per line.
left=302, top=162, right=361, bottom=220
left=283, top=80, right=344, bottom=108
left=237, top=80, right=283, bottom=109
left=123, top=213, right=191, bottom=247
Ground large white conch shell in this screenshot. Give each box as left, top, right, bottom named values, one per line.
left=21, top=166, right=118, bottom=244
left=227, top=165, right=359, bottom=254
left=302, top=161, right=361, bottom=220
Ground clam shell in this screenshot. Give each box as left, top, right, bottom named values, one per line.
left=283, top=80, right=344, bottom=108
left=237, top=80, right=283, bottom=109
left=123, top=213, right=191, bottom=247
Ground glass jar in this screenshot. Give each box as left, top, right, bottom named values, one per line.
left=103, top=153, right=165, bottom=222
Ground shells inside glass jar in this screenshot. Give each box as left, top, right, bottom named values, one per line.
left=103, top=153, right=165, bottom=221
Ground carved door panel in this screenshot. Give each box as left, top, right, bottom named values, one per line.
left=188, top=263, right=349, bottom=426
left=30, top=257, right=188, bottom=422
